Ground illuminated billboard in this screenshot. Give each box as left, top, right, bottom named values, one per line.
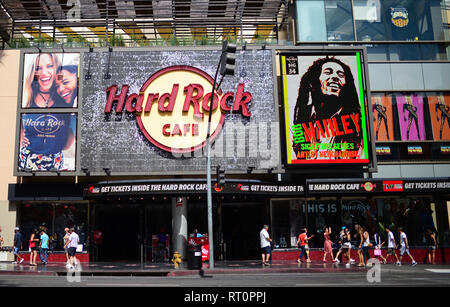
left=280, top=50, right=373, bottom=166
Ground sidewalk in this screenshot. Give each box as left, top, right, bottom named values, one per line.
left=0, top=260, right=404, bottom=276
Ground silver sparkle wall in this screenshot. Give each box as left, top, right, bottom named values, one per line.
left=80, top=48, right=279, bottom=175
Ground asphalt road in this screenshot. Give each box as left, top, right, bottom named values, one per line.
left=0, top=265, right=449, bottom=287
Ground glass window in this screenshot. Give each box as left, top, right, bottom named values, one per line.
left=325, top=0, right=355, bottom=41
left=295, top=0, right=327, bottom=41
left=18, top=202, right=88, bottom=252
left=355, top=0, right=444, bottom=41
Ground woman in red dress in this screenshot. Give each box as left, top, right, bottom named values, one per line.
left=323, top=227, right=334, bottom=262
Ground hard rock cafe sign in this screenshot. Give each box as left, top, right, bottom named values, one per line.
left=104, top=65, right=252, bottom=153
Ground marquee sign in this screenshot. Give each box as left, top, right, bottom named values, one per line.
left=104, top=65, right=252, bottom=153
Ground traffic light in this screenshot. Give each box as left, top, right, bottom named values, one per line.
left=216, top=166, right=226, bottom=187
left=220, top=40, right=237, bottom=76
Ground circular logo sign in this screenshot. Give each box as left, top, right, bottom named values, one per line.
left=136, top=66, right=224, bottom=153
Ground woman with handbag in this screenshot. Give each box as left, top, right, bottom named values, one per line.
left=373, top=231, right=387, bottom=264
left=29, top=229, right=39, bottom=266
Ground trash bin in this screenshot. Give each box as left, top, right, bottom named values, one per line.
left=187, top=245, right=202, bottom=269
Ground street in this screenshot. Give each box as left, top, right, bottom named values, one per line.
left=0, top=265, right=449, bottom=287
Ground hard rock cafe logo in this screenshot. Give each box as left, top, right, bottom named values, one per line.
left=104, top=66, right=252, bottom=153
left=391, top=7, right=409, bottom=28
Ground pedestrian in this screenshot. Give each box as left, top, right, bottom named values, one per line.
left=398, top=227, right=417, bottom=266
left=322, top=227, right=334, bottom=262
left=362, top=226, right=371, bottom=265
left=383, top=226, right=400, bottom=265
left=29, top=229, right=39, bottom=266
left=355, top=224, right=364, bottom=267
left=334, top=228, right=351, bottom=266
left=63, top=227, right=70, bottom=266
left=39, top=228, right=49, bottom=265
left=259, top=225, right=272, bottom=266
left=373, top=230, right=387, bottom=264
left=12, top=227, right=24, bottom=264
left=157, top=228, right=168, bottom=262
left=64, top=227, right=80, bottom=269
left=425, top=229, right=437, bottom=264
left=297, top=228, right=313, bottom=263
left=0, top=226, right=4, bottom=247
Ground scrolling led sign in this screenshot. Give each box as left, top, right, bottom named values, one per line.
left=104, top=66, right=252, bottom=153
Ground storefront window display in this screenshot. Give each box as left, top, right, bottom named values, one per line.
left=271, top=196, right=449, bottom=250
left=18, top=202, right=88, bottom=251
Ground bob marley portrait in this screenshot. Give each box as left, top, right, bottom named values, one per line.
left=292, top=56, right=364, bottom=161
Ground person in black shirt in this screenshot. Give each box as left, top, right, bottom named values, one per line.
left=13, top=227, right=24, bottom=264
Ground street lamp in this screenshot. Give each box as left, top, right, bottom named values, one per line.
left=206, top=40, right=236, bottom=269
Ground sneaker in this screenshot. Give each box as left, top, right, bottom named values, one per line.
left=334, top=259, right=340, bottom=264
left=411, top=261, right=417, bottom=266
left=396, top=262, right=401, bottom=266
left=19, top=259, right=24, bottom=264
left=12, top=261, right=17, bottom=264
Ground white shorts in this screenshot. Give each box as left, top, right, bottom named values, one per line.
left=400, top=246, right=409, bottom=256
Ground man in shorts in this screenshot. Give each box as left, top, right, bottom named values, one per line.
left=12, top=227, right=24, bottom=264
left=260, top=225, right=272, bottom=266
left=64, top=228, right=80, bottom=269
left=383, top=226, right=400, bottom=265
left=398, top=227, right=417, bottom=266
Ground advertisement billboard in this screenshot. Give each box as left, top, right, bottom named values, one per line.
left=395, top=94, right=426, bottom=141
left=427, top=93, right=450, bottom=141
left=18, top=113, right=77, bottom=171
left=21, top=53, right=80, bottom=108
left=280, top=50, right=372, bottom=165
left=371, top=94, right=394, bottom=141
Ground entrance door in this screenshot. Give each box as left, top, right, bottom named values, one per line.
left=94, top=204, right=142, bottom=261
left=222, top=203, right=266, bottom=260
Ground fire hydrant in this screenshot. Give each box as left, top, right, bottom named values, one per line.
left=172, top=251, right=182, bottom=269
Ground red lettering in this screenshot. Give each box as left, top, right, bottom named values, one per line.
left=220, top=92, right=234, bottom=112
left=202, top=92, right=219, bottom=112
left=332, top=117, right=344, bottom=136
left=158, top=84, right=179, bottom=112
left=315, top=120, right=327, bottom=139
left=350, top=113, right=361, bottom=133
left=105, top=85, right=129, bottom=113
left=125, top=93, right=144, bottom=113
left=183, top=84, right=204, bottom=118
left=341, top=115, right=353, bottom=134
left=233, top=83, right=252, bottom=117
left=171, top=124, right=182, bottom=136
left=144, top=93, right=159, bottom=113
left=302, top=122, right=316, bottom=142
left=162, top=124, right=171, bottom=136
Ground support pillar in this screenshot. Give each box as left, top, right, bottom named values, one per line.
left=172, top=197, right=188, bottom=259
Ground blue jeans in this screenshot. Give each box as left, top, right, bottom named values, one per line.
left=298, top=246, right=308, bottom=260
left=39, top=248, right=48, bottom=263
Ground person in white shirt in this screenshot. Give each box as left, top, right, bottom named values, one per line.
left=64, top=228, right=80, bottom=269
left=259, top=225, right=272, bottom=266
left=382, top=227, right=400, bottom=265
left=398, top=228, right=417, bottom=266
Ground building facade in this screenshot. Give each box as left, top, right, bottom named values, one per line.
left=0, top=0, right=449, bottom=263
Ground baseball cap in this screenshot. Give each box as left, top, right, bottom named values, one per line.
left=14, top=227, right=19, bottom=231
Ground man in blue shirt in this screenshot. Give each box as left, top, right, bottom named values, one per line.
left=39, top=229, right=49, bottom=265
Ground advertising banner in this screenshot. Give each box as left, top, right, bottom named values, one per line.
left=427, top=94, right=450, bottom=141
left=79, top=49, right=277, bottom=174
left=395, top=94, right=426, bottom=141
left=281, top=51, right=371, bottom=165
left=21, top=53, right=79, bottom=108
left=372, top=94, right=394, bottom=141
left=18, top=113, right=77, bottom=171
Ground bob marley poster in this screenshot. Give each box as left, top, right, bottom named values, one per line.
left=281, top=52, right=370, bottom=165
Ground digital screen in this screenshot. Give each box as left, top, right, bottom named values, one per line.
left=281, top=52, right=371, bottom=165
